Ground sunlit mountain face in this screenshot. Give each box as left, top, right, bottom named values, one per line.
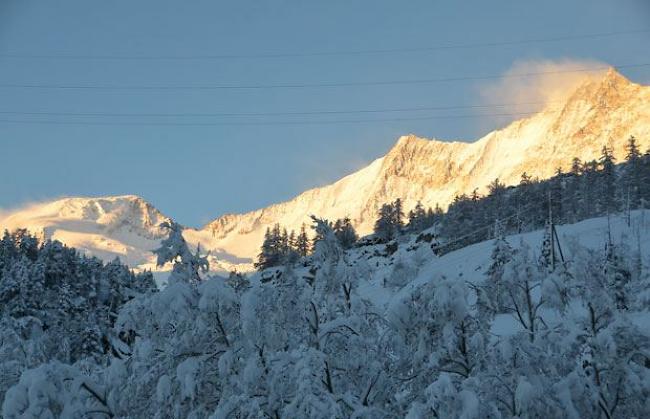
left=1, top=69, right=649, bottom=272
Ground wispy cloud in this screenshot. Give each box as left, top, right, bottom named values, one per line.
left=0, top=197, right=66, bottom=225
left=476, top=58, right=609, bottom=128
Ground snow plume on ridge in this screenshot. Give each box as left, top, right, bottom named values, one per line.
left=478, top=58, right=609, bottom=116
left=0, top=198, right=63, bottom=228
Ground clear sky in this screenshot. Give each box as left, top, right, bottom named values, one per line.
left=1, top=0, right=649, bottom=226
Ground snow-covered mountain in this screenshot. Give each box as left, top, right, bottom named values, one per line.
left=1, top=68, right=649, bottom=271
left=0, top=195, right=170, bottom=268
left=0, top=195, right=251, bottom=274
left=190, top=68, right=650, bottom=261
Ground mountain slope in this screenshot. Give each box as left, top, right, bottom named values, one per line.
left=0, top=195, right=171, bottom=268
left=1, top=69, right=649, bottom=270
left=191, top=68, right=650, bottom=261
left=0, top=195, right=252, bottom=274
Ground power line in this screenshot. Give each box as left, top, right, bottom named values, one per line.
left=0, top=110, right=552, bottom=127
left=0, top=100, right=554, bottom=118
left=435, top=200, right=543, bottom=255
left=0, top=63, right=646, bottom=91
left=0, top=29, right=647, bottom=60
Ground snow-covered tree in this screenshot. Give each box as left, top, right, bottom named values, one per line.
left=484, top=220, right=513, bottom=313
left=538, top=220, right=555, bottom=272
left=154, top=221, right=208, bottom=284
left=501, top=242, right=545, bottom=342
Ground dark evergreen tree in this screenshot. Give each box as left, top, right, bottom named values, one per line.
left=295, top=223, right=311, bottom=257
left=406, top=201, right=432, bottom=233
left=333, top=217, right=358, bottom=249
left=486, top=178, right=506, bottom=231
left=392, top=198, right=405, bottom=234
left=538, top=220, right=554, bottom=273
left=581, top=159, right=599, bottom=218
left=624, top=136, right=642, bottom=209
left=255, top=226, right=282, bottom=269
left=598, top=145, right=618, bottom=214
left=374, top=199, right=405, bottom=241
left=407, top=201, right=427, bottom=232
left=565, top=159, right=583, bottom=223
left=374, top=203, right=395, bottom=241
left=514, top=172, right=534, bottom=232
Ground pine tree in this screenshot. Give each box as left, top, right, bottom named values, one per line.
left=255, top=228, right=273, bottom=269
left=582, top=159, right=599, bottom=218
left=255, top=224, right=288, bottom=269
left=374, top=203, right=396, bottom=241
left=565, top=159, right=583, bottom=223
left=283, top=229, right=300, bottom=265
left=514, top=173, right=533, bottom=232
left=295, top=223, right=311, bottom=257
left=624, top=135, right=642, bottom=209
left=431, top=203, right=444, bottom=225
left=392, top=198, right=405, bottom=234
left=598, top=145, right=618, bottom=214
left=280, top=228, right=290, bottom=259
left=487, top=178, right=506, bottom=224
left=538, top=220, right=554, bottom=273
left=373, top=199, right=405, bottom=241
left=641, top=146, right=650, bottom=207
left=333, top=217, right=358, bottom=249
left=570, top=158, right=582, bottom=176
left=407, top=201, right=427, bottom=232
left=441, top=194, right=474, bottom=248
left=485, top=219, right=512, bottom=312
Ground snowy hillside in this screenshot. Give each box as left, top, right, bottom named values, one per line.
left=346, top=211, right=650, bottom=315
left=3, top=209, right=648, bottom=417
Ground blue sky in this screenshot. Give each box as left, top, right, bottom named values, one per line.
left=1, top=0, right=649, bottom=226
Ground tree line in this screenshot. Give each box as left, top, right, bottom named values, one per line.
left=439, top=136, right=648, bottom=251
left=0, top=229, right=156, bottom=403
left=256, top=136, right=648, bottom=270
left=255, top=217, right=357, bottom=269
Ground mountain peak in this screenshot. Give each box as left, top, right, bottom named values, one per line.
left=581, top=67, right=633, bottom=95
left=601, top=67, right=629, bottom=86
left=393, top=134, right=427, bottom=148
left=389, top=135, right=455, bottom=155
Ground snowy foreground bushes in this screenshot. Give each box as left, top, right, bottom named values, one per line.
left=2, top=218, right=650, bottom=418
